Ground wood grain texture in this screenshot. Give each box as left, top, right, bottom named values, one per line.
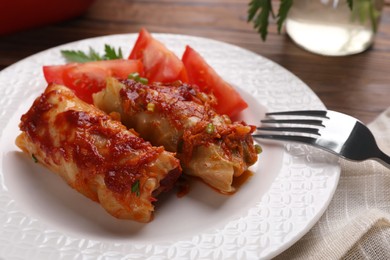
left=0, top=0, right=389, bottom=123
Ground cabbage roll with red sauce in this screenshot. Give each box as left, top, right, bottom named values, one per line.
left=16, top=84, right=181, bottom=223
left=93, top=78, right=258, bottom=194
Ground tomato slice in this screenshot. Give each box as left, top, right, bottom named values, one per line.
left=129, top=28, right=188, bottom=83
left=182, top=46, right=248, bottom=117
left=43, top=59, right=143, bottom=103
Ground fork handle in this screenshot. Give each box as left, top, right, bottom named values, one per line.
left=375, top=150, right=390, bottom=169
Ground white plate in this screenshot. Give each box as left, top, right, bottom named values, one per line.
left=0, top=33, right=340, bottom=259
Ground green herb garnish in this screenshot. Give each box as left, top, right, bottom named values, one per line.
left=131, top=180, right=140, bottom=197
left=61, top=48, right=99, bottom=63
left=61, top=44, right=123, bottom=63
left=32, top=154, right=38, bottom=163
left=103, top=44, right=123, bottom=60
left=255, top=144, right=263, bottom=154
left=128, top=72, right=149, bottom=84
left=128, top=72, right=140, bottom=80
left=138, top=77, right=149, bottom=85
left=205, top=123, right=215, bottom=134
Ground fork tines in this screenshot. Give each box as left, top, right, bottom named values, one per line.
left=266, top=110, right=329, bottom=117
left=253, top=110, right=390, bottom=168
left=254, top=110, right=329, bottom=142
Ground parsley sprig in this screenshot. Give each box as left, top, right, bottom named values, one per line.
left=61, top=44, right=123, bottom=63
left=131, top=180, right=140, bottom=197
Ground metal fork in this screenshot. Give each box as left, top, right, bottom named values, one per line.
left=253, top=110, right=390, bottom=168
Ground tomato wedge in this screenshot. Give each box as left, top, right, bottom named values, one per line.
left=182, top=45, right=248, bottom=117
left=129, top=28, right=188, bottom=83
left=43, top=59, right=143, bottom=103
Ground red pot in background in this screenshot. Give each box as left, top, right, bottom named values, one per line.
left=0, top=0, right=95, bottom=35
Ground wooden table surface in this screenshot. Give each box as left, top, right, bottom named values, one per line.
left=1, top=0, right=389, bottom=124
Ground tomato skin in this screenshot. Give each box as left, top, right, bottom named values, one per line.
left=129, top=28, right=188, bottom=83
left=43, top=64, right=66, bottom=85
left=129, top=28, right=152, bottom=60
left=182, top=46, right=248, bottom=117
left=43, top=59, right=143, bottom=103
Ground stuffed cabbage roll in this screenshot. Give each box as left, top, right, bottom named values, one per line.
left=93, top=78, right=258, bottom=194
left=16, top=84, right=181, bottom=223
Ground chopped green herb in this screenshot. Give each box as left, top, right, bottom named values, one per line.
left=138, top=77, right=149, bottom=85
left=255, top=144, right=263, bottom=154
left=32, top=154, right=38, bottom=163
left=131, top=180, right=140, bottom=196
left=205, top=123, right=215, bottom=134
left=128, top=72, right=140, bottom=80
left=128, top=72, right=149, bottom=84
left=61, top=45, right=123, bottom=63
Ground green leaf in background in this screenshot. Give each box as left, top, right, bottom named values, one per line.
left=276, top=0, right=293, bottom=33
left=347, top=0, right=354, bottom=9
left=247, top=0, right=273, bottom=41
left=351, top=0, right=381, bottom=32
left=247, top=0, right=261, bottom=22
left=369, top=4, right=381, bottom=32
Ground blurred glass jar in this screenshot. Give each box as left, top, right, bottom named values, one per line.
left=285, top=0, right=384, bottom=56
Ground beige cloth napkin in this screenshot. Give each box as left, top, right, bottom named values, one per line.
left=275, top=108, right=390, bottom=259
